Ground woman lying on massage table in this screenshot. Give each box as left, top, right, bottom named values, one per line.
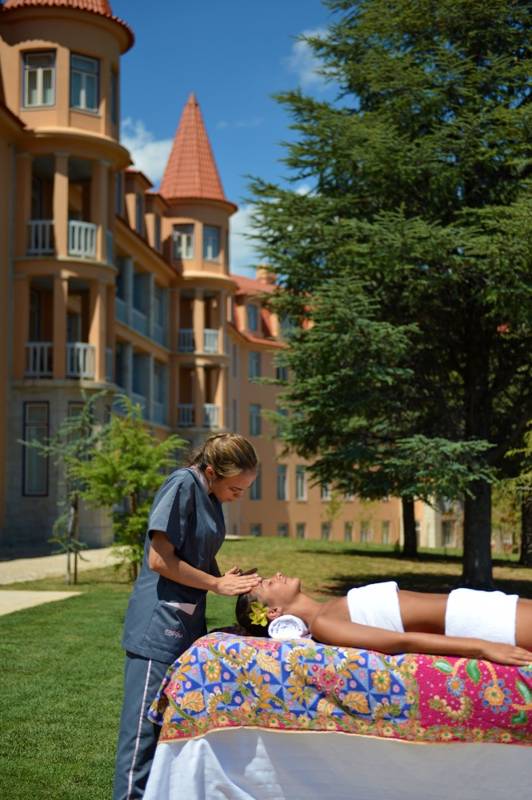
left=236, top=574, right=532, bottom=666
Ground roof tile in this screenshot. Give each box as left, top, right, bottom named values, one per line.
left=1, top=1, right=134, bottom=49
left=159, top=93, right=227, bottom=203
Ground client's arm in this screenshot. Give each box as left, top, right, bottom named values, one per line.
left=310, top=615, right=532, bottom=666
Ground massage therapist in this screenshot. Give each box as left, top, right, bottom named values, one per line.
left=113, top=433, right=260, bottom=800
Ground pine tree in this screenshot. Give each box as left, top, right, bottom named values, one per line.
left=252, top=0, right=532, bottom=584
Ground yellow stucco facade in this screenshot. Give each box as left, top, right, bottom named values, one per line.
left=0, top=1, right=449, bottom=556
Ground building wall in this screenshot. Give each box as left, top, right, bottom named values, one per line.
left=0, top=127, right=15, bottom=536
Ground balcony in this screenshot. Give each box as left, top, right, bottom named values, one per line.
left=177, top=404, right=194, bottom=427
left=66, top=343, right=95, bottom=378
left=178, top=329, right=195, bottom=352
left=27, top=220, right=54, bottom=256
left=106, top=229, right=114, bottom=263
left=153, top=322, right=167, bottom=347
left=105, top=348, right=113, bottom=382
left=25, top=342, right=52, bottom=377
left=176, top=403, right=220, bottom=428
left=68, top=221, right=96, bottom=259
left=152, top=401, right=167, bottom=426
left=24, top=342, right=96, bottom=379
left=204, top=329, right=219, bottom=353
left=115, top=296, right=127, bottom=324
left=131, top=392, right=147, bottom=418
left=204, top=403, right=219, bottom=428
left=132, top=307, right=148, bottom=337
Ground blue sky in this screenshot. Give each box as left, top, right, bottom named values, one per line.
left=110, top=0, right=336, bottom=275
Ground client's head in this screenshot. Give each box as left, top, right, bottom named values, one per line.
left=236, top=573, right=301, bottom=635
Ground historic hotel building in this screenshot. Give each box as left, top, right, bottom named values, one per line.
left=0, top=0, right=452, bottom=556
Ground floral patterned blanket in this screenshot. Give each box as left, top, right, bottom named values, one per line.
left=148, top=632, right=532, bottom=746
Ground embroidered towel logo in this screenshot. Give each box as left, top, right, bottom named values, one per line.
left=164, top=628, right=183, bottom=639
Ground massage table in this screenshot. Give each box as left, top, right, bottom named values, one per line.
left=143, top=632, right=532, bottom=799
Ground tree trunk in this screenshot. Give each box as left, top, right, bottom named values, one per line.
left=66, top=499, right=78, bottom=585
left=519, top=495, right=532, bottom=566
left=460, top=308, right=493, bottom=587
left=401, top=496, right=418, bottom=558
left=461, top=479, right=493, bottom=588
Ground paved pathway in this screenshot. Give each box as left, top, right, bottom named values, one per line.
left=0, top=546, right=120, bottom=616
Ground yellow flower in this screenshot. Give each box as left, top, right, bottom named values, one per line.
left=180, top=690, right=205, bottom=712
left=250, top=601, right=269, bottom=627
left=372, top=670, right=391, bottom=693
left=343, top=692, right=370, bottom=714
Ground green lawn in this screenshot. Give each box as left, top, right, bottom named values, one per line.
left=1, top=539, right=531, bottom=799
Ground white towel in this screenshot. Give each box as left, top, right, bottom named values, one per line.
left=445, top=588, right=518, bottom=645
left=268, top=614, right=310, bottom=640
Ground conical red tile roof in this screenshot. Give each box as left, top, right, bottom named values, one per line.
left=1, top=1, right=134, bottom=50
left=160, top=93, right=228, bottom=204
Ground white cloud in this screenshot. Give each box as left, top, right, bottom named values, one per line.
left=284, top=28, right=328, bottom=90
left=230, top=204, right=260, bottom=277
left=120, top=118, right=173, bottom=185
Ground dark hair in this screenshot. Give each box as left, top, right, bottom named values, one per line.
left=235, top=592, right=269, bottom=637
left=189, top=433, right=258, bottom=478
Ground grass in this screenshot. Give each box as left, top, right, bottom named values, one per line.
left=1, top=538, right=531, bottom=799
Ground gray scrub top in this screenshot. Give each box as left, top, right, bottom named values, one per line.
left=121, top=467, right=225, bottom=662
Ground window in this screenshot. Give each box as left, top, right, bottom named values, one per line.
left=415, top=521, right=421, bottom=544
left=23, top=52, right=55, bottom=107
left=360, top=521, right=372, bottom=543
left=320, top=483, right=331, bottom=501
left=154, top=215, right=161, bottom=251
left=250, top=471, right=261, bottom=500
left=173, top=224, right=194, bottom=259
left=232, top=398, right=238, bottom=431
left=231, top=344, right=238, bottom=378
left=110, top=69, right=119, bottom=125
left=154, top=285, right=166, bottom=328
left=442, top=520, right=453, bottom=547
left=280, top=314, right=295, bottom=339
left=249, top=403, right=262, bottom=436
left=381, top=520, right=390, bottom=545
left=250, top=523, right=262, bottom=537
left=344, top=521, right=353, bottom=542
left=247, top=304, right=259, bottom=332
left=277, top=464, right=288, bottom=500
left=277, top=523, right=289, bottom=538
left=276, top=406, right=288, bottom=437
left=321, top=522, right=331, bottom=541
left=135, top=194, right=144, bottom=235
left=70, top=54, right=99, bottom=111
left=296, top=522, right=306, bottom=540
left=275, top=364, right=288, bottom=381
left=23, top=402, right=49, bottom=496
left=295, top=465, right=307, bottom=501
left=203, top=225, right=220, bottom=260
left=248, top=351, right=261, bottom=379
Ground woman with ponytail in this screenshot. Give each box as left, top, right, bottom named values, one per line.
left=114, top=433, right=260, bottom=800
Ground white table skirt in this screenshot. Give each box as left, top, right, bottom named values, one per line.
left=144, top=729, right=532, bottom=800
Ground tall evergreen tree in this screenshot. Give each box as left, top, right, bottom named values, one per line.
left=252, top=0, right=532, bottom=585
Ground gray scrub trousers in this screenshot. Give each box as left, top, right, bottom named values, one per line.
left=113, top=467, right=225, bottom=800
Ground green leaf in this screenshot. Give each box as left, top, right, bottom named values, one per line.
left=466, top=660, right=481, bottom=684
left=516, top=680, right=532, bottom=705
left=433, top=659, right=454, bottom=674
left=511, top=711, right=528, bottom=726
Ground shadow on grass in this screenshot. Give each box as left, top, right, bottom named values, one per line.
left=320, top=572, right=532, bottom=599
left=298, top=545, right=522, bottom=569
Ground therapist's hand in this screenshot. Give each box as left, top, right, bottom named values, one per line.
left=215, top=566, right=261, bottom=596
